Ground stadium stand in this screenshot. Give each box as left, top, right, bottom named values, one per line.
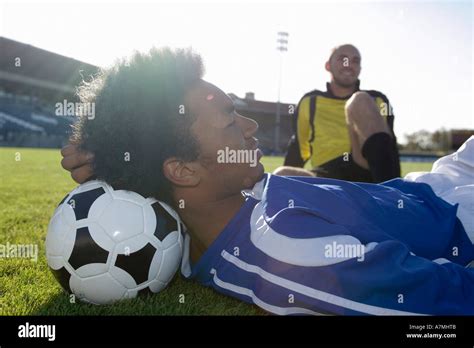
left=0, top=37, right=98, bottom=148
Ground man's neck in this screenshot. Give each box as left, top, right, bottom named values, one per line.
left=178, top=192, right=246, bottom=264
left=328, top=80, right=357, bottom=98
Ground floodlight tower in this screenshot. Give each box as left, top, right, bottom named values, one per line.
left=275, top=31, right=288, bottom=153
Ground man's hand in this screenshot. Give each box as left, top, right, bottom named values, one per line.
left=60, top=144, right=94, bottom=184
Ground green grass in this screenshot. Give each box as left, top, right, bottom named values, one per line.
left=0, top=147, right=433, bottom=315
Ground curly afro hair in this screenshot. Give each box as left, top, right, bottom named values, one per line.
left=72, top=47, right=204, bottom=206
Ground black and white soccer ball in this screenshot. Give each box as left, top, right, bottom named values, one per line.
left=45, top=180, right=184, bottom=305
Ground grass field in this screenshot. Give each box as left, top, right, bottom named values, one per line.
left=0, top=147, right=434, bottom=315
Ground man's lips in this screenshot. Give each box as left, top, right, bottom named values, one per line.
left=247, top=139, right=263, bottom=161
left=248, top=138, right=259, bottom=149
left=341, top=70, right=355, bottom=76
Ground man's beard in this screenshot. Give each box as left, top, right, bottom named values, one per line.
left=333, top=75, right=358, bottom=89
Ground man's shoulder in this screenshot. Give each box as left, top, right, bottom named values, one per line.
left=299, top=87, right=392, bottom=104
left=298, top=89, right=326, bottom=103
left=362, top=89, right=391, bottom=103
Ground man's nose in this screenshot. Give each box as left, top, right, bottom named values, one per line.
left=237, top=114, right=259, bottom=138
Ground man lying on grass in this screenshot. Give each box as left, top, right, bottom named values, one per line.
left=61, top=47, right=474, bottom=315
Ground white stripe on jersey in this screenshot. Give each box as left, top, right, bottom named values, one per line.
left=220, top=250, right=427, bottom=316
left=210, top=268, right=328, bottom=316
left=181, top=233, right=192, bottom=278
left=250, top=200, right=379, bottom=267
left=432, top=258, right=451, bottom=265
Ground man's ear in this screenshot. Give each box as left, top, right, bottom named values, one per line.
left=163, top=158, right=200, bottom=187
left=325, top=61, right=331, bottom=72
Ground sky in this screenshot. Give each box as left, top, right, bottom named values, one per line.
left=0, top=0, right=472, bottom=142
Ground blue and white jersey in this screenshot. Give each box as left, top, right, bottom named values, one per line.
left=181, top=174, right=474, bottom=315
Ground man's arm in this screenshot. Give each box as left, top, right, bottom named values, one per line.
left=60, top=144, right=94, bottom=184
left=283, top=135, right=305, bottom=167
left=296, top=96, right=314, bottom=166
left=283, top=99, right=305, bottom=167
left=250, top=210, right=474, bottom=315
left=283, top=96, right=312, bottom=167
left=323, top=239, right=474, bottom=315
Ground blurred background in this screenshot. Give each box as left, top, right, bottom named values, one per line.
left=0, top=0, right=472, bottom=158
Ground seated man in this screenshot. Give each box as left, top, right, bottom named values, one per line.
left=279, top=44, right=400, bottom=182
left=61, top=47, right=474, bottom=315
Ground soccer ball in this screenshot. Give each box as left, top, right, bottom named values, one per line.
left=45, top=180, right=184, bottom=305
